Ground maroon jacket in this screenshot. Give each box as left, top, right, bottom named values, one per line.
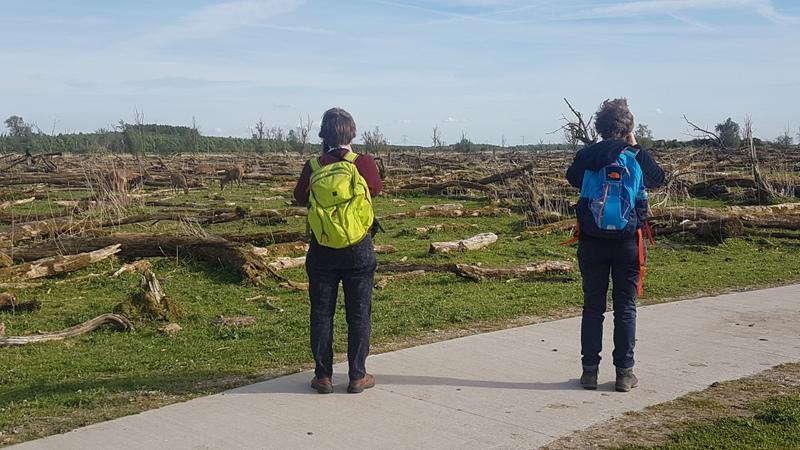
left=293, top=149, right=383, bottom=205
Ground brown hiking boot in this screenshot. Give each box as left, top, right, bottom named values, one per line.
left=347, top=374, right=375, bottom=394
left=311, top=377, right=333, bottom=394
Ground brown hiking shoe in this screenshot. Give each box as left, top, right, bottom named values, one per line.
left=311, top=377, right=333, bottom=394
left=347, top=374, right=375, bottom=394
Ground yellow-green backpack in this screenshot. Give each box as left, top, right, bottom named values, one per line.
left=307, top=152, right=374, bottom=249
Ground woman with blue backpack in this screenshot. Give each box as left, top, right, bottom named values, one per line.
left=293, top=107, right=382, bottom=394
left=565, top=99, right=665, bottom=392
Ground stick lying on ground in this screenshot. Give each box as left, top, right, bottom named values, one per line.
left=0, top=314, right=134, bottom=346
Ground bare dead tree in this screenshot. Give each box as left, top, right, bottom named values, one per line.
left=742, top=116, right=774, bottom=205
left=682, top=114, right=725, bottom=151
left=298, top=114, right=314, bottom=156
left=252, top=119, right=267, bottom=153
left=432, top=125, right=443, bottom=150
left=551, top=98, right=597, bottom=148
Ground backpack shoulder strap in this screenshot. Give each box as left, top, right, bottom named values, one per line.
left=308, top=158, right=322, bottom=173
left=342, top=151, right=359, bottom=163
left=622, top=146, right=639, bottom=158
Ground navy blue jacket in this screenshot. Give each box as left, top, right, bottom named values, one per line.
left=566, top=139, right=665, bottom=239
left=566, top=139, right=665, bottom=190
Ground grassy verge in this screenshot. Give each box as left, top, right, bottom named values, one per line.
left=545, top=363, right=800, bottom=449
left=2, top=190, right=800, bottom=446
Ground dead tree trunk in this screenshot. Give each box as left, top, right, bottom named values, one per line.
left=0, top=244, right=121, bottom=282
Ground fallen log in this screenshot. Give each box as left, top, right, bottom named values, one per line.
left=265, top=256, right=306, bottom=271
left=688, top=177, right=757, bottom=198
left=0, top=197, right=35, bottom=209
left=454, top=261, right=575, bottom=281
left=653, top=218, right=745, bottom=241
left=220, top=231, right=309, bottom=246
left=476, top=163, right=536, bottom=185
left=0, top=208, right=304, bottom=246
left=377, top=260, right=574, bottom=281
left=0, top=244, right=121, bottom=282
left=419, top=203, right=463, bottom=211
left=430, top=233, right=498, bottom=254
left=0, top=314, right=134, bottom=347
left=741, top=215, right=800, bottom=231
left=0, top=208, right=72, bottom=225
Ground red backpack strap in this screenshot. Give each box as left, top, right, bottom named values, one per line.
left=637, top=229, right=647, bottom=297
left=559, top=220, right=580, bottom=246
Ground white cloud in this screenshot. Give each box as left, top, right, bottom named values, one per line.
left=137, top=0, right=304, bottom=45
left=655, top=108, right=664, bottom=114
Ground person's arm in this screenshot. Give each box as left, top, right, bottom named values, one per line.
left=566, top=149, right=586, bottom=189
left=355, top=154, right=383, bottom=197
left=634, top=147, right=666, bottom=189
left=626, top=132, right=665, bottom=189
left=293, top=161, right=312, bottom=205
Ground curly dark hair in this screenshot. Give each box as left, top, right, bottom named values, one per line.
left=594, top=98, right=634, bottom=140
left=318, top=107, right=357, bottom=151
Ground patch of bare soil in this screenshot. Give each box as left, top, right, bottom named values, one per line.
left=543, top=363, right=800, bottom=449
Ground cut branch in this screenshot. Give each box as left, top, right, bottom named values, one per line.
left=0, top=314, right=134, bottom=346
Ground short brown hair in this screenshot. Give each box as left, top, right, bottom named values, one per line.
left=594, top=98, right=634, bottom=140
left=318, top=107, right=356, bottom=150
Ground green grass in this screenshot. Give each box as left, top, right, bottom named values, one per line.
left=2, top=188, right=800, bottom=445
left=635, top=396, right=800, bottom=449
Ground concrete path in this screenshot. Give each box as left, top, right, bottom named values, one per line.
left=14, top=285, right=800, bottom=450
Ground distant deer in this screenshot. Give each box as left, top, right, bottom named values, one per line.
left=220, top=165, right=243, bottom=190
left=104, top=168, right=141, bottom=194
left=170, top=172, right=189, bottom=195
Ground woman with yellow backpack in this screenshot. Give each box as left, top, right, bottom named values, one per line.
left=293, top=107, right=383, bottom=394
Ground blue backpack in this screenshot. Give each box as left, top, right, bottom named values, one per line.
left=578, top=148, right=646, bottom=237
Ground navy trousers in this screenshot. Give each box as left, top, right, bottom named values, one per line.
left=306, top=235, right=376, bottom=381
left=578, top=238, right=640, bottom=370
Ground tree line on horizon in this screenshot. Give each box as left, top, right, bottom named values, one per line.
left=0, top=114, right=797, bottom=156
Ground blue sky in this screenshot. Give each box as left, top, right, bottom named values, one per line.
left=2, top=0, right=799, bottom=145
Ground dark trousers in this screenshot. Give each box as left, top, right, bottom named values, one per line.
left=578, top=238, right=640, bottom=370
left=306, top=235, right=376, bottom=381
